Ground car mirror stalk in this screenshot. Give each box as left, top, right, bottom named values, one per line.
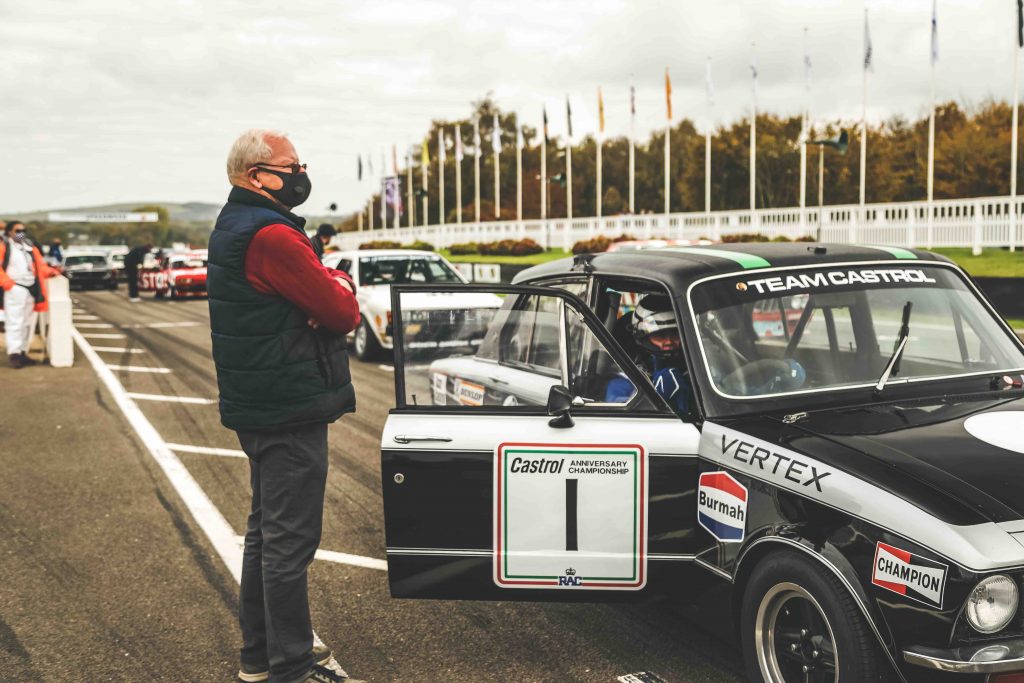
left=547, top=385, right=575, bottom=429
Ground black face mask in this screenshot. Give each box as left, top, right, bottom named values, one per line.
left=257, top=167, right=311, bottom=208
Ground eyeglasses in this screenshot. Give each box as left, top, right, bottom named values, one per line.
left=12, top=228, right=25, bottom=234
left=253, top=162, right=307, bottom=174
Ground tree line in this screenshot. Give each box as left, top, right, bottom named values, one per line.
left=343, top=97, right=1024, bottom=232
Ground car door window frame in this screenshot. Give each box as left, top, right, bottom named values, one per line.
left=390, top=282, right=671, bottom=417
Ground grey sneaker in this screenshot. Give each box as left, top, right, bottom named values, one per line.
left=236, top=642, right=334, bottom=682
left=303, top=663, right=366, bottom=683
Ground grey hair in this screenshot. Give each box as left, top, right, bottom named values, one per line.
left=226, top=129, right=288, bottom=178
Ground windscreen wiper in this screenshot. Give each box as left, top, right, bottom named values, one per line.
left=875, top=301, right=913, bottom=395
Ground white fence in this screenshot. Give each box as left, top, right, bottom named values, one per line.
left=337, top=194, right=1024, bottom=254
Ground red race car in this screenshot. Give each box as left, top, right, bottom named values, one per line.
left=138, top=249, right=208, bottom=299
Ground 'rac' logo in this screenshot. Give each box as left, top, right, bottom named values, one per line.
left=559, top=567, right=581, bottom=586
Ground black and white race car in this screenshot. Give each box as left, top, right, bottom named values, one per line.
left=378, top=243, right=1024, bottom=682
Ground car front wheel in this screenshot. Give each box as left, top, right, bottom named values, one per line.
left=741, top=550, right=888, bottom=683
left=353, top=319, right=382, bottom=361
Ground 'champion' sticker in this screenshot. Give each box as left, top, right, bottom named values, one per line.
left=871, top=542, right=948, bottom=609
left=697, top=471, right=748, bottom=543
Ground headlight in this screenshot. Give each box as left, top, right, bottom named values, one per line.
left=966, top=575, right=1019, bottom=634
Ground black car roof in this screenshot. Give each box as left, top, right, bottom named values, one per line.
left=513, top=242, right=953, bottom=292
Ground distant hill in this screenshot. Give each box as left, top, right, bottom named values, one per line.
left=14, top=201, right=222, bottom=224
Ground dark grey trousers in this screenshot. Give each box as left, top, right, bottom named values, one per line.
left=237, top=423, right=329, bottom=683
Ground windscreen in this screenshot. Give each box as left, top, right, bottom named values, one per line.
left=172, top=258, right=206, bottom=269
left=689, top=264, right=1024, bottom=399
left=65, top=255, right=107, bottom=267
left=359, top=256, right=461, bottom=286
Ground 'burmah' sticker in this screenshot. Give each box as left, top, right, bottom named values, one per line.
left=697, top=471, right=748, bottom=543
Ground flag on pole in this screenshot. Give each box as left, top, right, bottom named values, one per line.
left=665, top=67, right=673, bottom=120
left=630, top=84, right=636, bottom=120
left=931, top=0, right=938, bottom=64
left=473, top=119, right=481, bottom=157
left=864, top=9, right=874, bottom=72
left=455, top=124, right=464, bottom=161
left=357, top=155, right=363, bottom=181
left=566, top=96, right=573, bottom=140
left=750, top=54, right=759, bottom=104
left=598, top=86, right=605, bottom=135
left=1018, top=0, right=1023, bottom=47
left=421, top=139, right=430, bottom=167
left=706, top=58, right=714, bottom=107
left=543, top=106, right=549, bottom=143
left=804, top=35, right=812, bottom=92
left=492, top=113, right=501, bottom=153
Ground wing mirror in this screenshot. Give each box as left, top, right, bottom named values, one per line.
left=547, top=385, right=575, bottom=429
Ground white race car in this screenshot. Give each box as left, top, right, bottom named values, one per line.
left=322, top=249, right=503, bottom=361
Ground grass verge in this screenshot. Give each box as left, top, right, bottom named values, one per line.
left=440, top=248, right=571, bottom=265
left=929, top=248, right=1024, bottom=278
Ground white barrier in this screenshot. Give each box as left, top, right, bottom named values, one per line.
left=338, top=194, right=1024, bottom=253
left=44, top=275, right=73, bottom=367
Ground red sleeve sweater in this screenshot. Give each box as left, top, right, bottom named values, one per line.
left=244, top=224, right=360, bottom=336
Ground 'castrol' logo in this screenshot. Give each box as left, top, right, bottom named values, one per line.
left=871, top=542, right=947, bottom=609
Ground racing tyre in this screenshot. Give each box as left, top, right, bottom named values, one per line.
left=741, top=551, right=887, bottom=683
left=353, top=319, right=382, bottom=361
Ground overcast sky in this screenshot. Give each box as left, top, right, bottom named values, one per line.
left=0, top=0, right=1018, bottom=216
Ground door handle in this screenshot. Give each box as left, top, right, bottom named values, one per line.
left=393, top=434, right=453, bottom=444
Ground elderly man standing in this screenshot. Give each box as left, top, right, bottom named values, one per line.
left=208, top=130, right=363, bottom=683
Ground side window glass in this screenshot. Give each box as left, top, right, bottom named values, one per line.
left=396, top=288, right=660, bottom=412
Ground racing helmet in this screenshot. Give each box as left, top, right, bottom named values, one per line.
left=630, top=294, right=680, bottom=356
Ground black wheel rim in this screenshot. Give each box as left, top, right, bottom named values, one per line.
left=756, top=582, right=838, bottom=683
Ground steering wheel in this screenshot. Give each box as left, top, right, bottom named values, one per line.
left=721, top=358, right=807, bottom=396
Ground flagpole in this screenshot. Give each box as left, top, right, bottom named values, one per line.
left=438, top=129, right=446, bottom=226
left=456, top=126, right=463, bottom=225
left=1012, top=8, right=1021, bottom=253
left=380, top=149, right=387, bottom=230
left=664, top=68, right=671, bottom=215
left=494, top=115, right=501, bottom=220
left=800, top=28, right=809, bottom=232
left=566, top=97, right=573, bottom=221
left=473, top=119, right=481, bottom=223
left=393, top=145, right=400, bottom=230
left=597, top=134, right=603, bottom=218
left=421, top=145, right=428, bottom=227
left=927, top=59, right=936, bottom=250
left=516, top=116, right=523, bottom=221
left=406, top=147, right=414, bottom=228
left=706, top=57, right=713, bottom=214
left=860, top=8, right=869, bottom=223
left=750, top=42, right=757, bottom=218
left=629, top=85, right=636, bottom=214
left=541, top=110, right=548, bottom=221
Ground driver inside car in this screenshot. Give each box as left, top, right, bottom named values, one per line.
left=605, top=294, right=692, bottom=416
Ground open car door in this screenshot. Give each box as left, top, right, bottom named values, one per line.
left=381, top=284, right=703, bottom=601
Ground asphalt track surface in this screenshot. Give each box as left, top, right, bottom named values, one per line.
left=1, top=289, right=744, bottom=683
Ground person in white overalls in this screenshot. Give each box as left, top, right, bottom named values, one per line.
left=0, top=221, right=57, bottom=369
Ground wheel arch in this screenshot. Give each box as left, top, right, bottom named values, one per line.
left=732, top=534, right=908, bottom=683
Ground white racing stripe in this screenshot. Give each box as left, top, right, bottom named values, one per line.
left=82, top=333, right=127, bottom=339
left=168, top=443, right=246, bottom=458
left=235, top=537, right=386, bottom=571
left=125, top=321, right=203, bottom=329
left=93, top=347, right=146, bottom=354
left=106, top=364, right=171, bottom=374
left=127, top=393, right=215, bottom=405
left=71, top=328, right=243, bottom=580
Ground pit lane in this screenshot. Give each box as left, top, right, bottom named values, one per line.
left=65, top=289, right=744, bottom=683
